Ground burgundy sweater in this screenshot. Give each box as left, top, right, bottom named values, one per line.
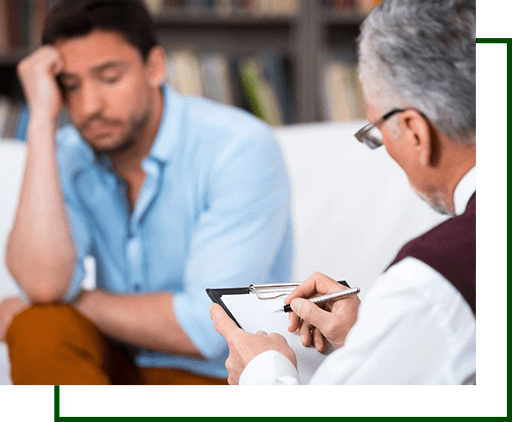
left=387, top=193, right=476, bottom=314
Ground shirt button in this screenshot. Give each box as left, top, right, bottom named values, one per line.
left=134, top=285, right=140, bottom=292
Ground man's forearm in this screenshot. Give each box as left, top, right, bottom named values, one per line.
left=7, top=119, right=76, bottom=302
left=72, top=290, right=203, bottom=359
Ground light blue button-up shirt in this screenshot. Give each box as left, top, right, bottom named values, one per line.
left=56, top=86, right=293, bottom=378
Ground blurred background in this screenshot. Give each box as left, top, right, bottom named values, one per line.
left=0, top=0, right=381, bottom=139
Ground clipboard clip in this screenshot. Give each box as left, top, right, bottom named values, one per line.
left=248, top=280, right=349, bottom=300
left=248, top=282, right=301, bottom=300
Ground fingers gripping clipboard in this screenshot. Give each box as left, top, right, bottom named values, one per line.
left=206, top=281, right=349, bottom=384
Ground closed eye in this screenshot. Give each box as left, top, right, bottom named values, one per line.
left=58, top=75, right=80, bottom=93
left=100, top=71, right=123, bottom=84
left=95, top=62, right=127, bottom=84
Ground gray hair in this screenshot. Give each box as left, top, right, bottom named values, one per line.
left=358, top=0, right=476, bottom=144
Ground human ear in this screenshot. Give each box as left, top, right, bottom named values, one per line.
left=145, top=46, right=166, bottom=87
left=402, top=109, right=434, bottom=167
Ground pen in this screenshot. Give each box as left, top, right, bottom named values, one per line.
left=274, top=287, right=360, bottom=313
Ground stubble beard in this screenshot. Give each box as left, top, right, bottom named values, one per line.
left=78, top=101, right=152, bottom=157
left=414, top=188, right=454, bottom=216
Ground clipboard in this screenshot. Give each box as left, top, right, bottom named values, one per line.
left=206, top=280, right=349, bottom=383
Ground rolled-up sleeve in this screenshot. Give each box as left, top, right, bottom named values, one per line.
left=173, top=128, right=292, bottom=359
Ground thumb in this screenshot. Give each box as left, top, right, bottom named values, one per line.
left=210, top=303, right=240, bottom=341
left=290, top=298, right=332, bottom=330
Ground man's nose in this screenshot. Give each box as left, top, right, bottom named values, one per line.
left=80, top=83, right=104, bottom=117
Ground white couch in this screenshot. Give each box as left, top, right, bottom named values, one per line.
left=0, top=121, right=445, bottom=385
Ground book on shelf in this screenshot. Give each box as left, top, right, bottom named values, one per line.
left=144, top=0, right=299, bottom=16
left=214, top=0, right=234, bottom=15
left=200, top=52, right=236, bottom=106
left=143, top=0, right=164, bottom=14
left=321, top=54, right=365, bottom=122
left=0, top=0, right=49, bottom=52
left=247, top=0, right=297, bottom=15
left=166, top=50, right=204, bottom=97
left=165, top=50, right=292, bottom=126
left=0, top=96, right=10, bottom=135
left=4, top=0, right=23, bottom=51
left=234, top=54, right=296, bottom=126
left=355, top=0, right=382, bottom=13
left=14, top=104, right=30, bottom=141
left=182, top=0, right=204, bottom=12
left=2, top=102, right=22, bottom=140
left=0, top=0, right=9, bottom=53
left=31, top=0, right=50, bottom=49
left=322, top=0, right=382, bottom=13
left=236, top=57, right=276, bottom=125
left=333, top=0, right=354, bottom=9
left=0, top=97, right=71, bottom=141
left=163, top=0, right=183, bottom=8
left=258, top=53, right=294, bottom=124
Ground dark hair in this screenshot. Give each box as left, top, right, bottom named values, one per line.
left=42, top=0, right=158, bottom=60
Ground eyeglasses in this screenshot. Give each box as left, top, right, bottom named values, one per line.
left=354, top=108, right=405, bottom=149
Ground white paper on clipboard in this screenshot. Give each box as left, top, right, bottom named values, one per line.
left=221, top=293, right=333, bottom=384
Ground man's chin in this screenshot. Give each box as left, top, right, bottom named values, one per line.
left=86, top=137, right=134, bottom=156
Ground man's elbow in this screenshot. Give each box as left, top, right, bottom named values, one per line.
left=22, top=280, right=69, bottom=303
left=6, top=250, right=74, bottom=303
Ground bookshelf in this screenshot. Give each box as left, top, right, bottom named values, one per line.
left=0, top=0, right=379, bottom=139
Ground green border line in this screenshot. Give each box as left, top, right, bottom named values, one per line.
left=53, top=38, right=512, bottom=422
left=55, top=385, right=59, bottom=420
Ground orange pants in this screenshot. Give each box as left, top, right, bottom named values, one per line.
left=6, top=303, right=228, bottom=385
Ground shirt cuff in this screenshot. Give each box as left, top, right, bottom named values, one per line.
left=239, top=350, right=300, bottom=385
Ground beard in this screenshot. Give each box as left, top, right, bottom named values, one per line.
left=414, top=188, right=454, bottom=216
left=77, top=103, right=152, bottom=156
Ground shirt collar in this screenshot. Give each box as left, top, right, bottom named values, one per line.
left=145, top=85, right=184, bottom=166
left=453, top=166, right=476, bottom=215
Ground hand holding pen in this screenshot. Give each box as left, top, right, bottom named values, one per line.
left=284, top=272, right=361, bottom=352
left=275, top=287, right=360, bottom=313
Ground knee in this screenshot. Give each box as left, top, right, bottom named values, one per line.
left=6, top=303, right=108, bottom=385
left=6, top=302, right=88, bottom=352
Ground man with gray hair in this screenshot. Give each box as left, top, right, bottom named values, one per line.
left=210, top=0, right=476, bottom=385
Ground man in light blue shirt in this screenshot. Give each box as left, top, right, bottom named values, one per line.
left=1, top=0, right=292, bottom=384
